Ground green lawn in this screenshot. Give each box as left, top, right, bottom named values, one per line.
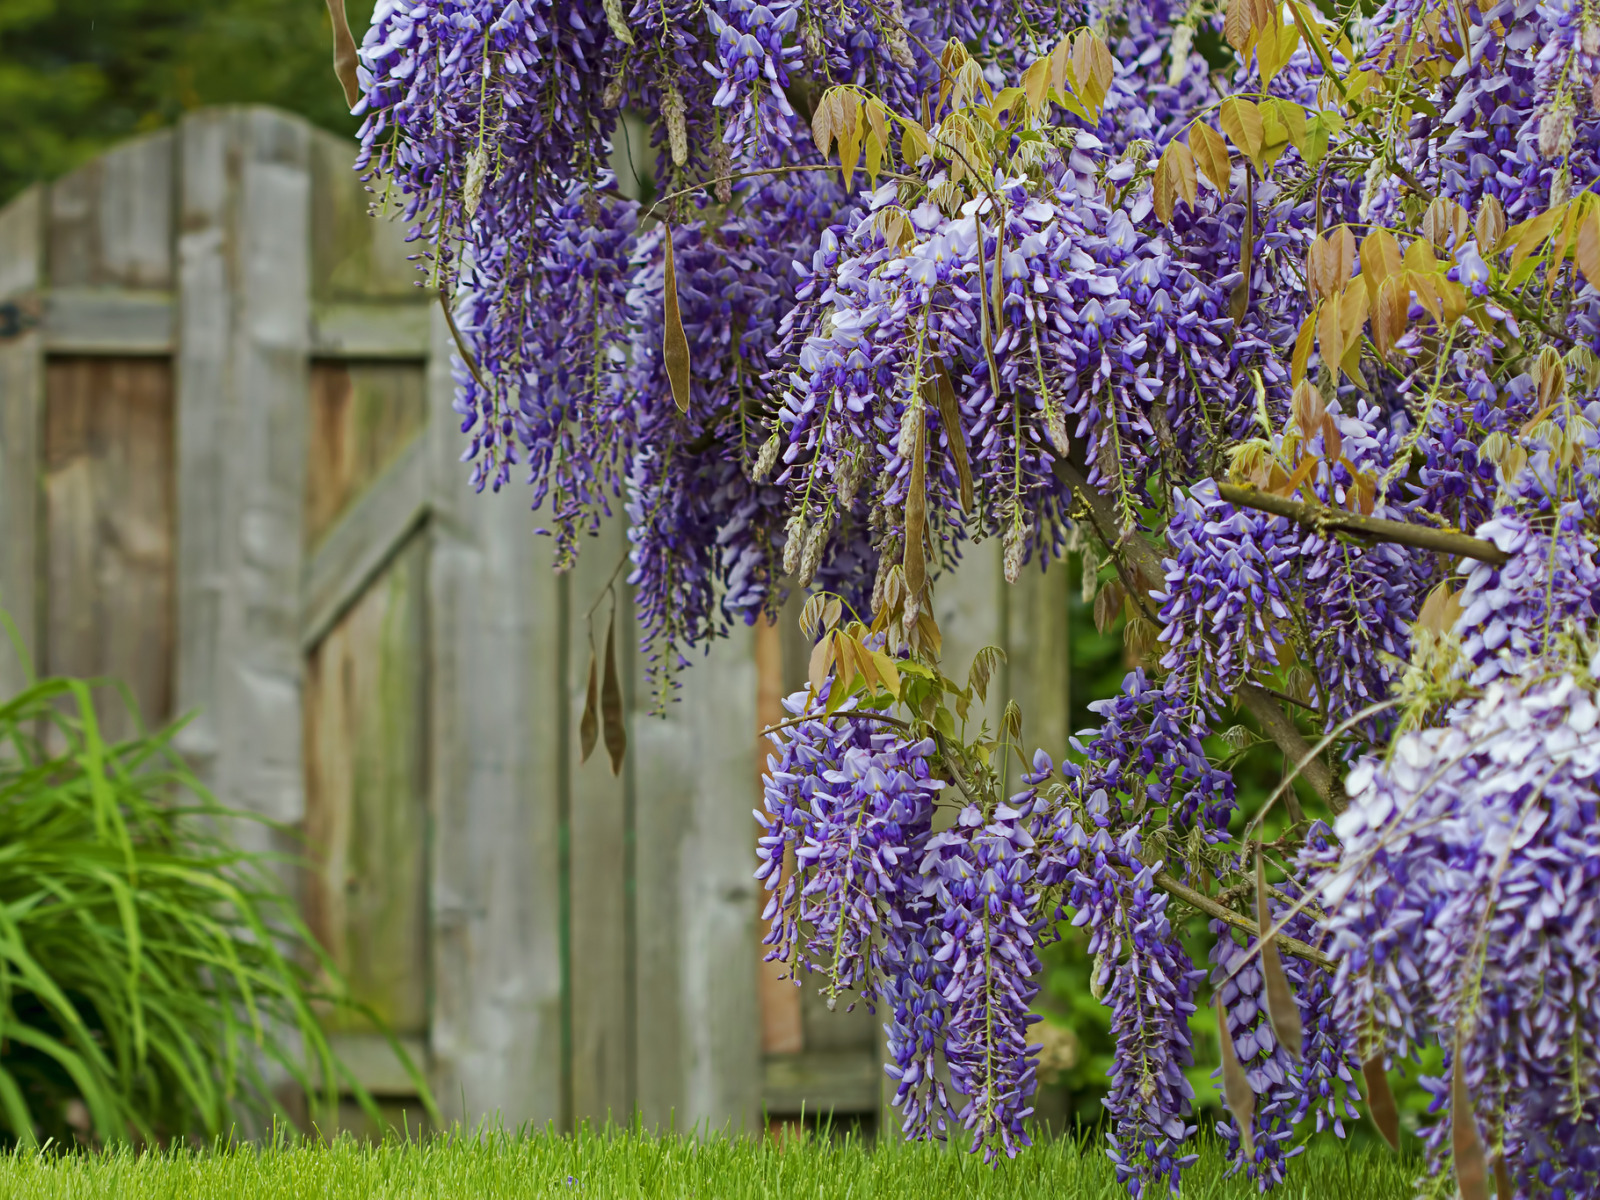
left=0, top=1127, right=1415, bottom=1199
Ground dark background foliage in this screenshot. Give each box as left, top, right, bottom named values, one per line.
left=0, top=0, right=372, bottom=205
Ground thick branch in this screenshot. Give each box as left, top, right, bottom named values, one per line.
left=1216, top=482, right=1508, bottom=566
left=1051, top=456, right=1346, bottom=813
left=1153, top=870, right=1335, bottom=972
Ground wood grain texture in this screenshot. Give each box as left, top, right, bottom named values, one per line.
left=43, top=290, right=173, bottom=355
left=304, top=536, right=429, bottom=1037
left=43, top=358, right=175, bottom=736
left=423, top=303, right=565, bottom=1129
left=754, top=615, right=802, bottom=1059
left=47, top=130, right=174, bottom=291
left=632, top=622, right=762, bottom=1133
left=300, top=434, right=429, bottom=653
left=305, top=360, right=426, bottom=547
left=569, top=515, right=634, bottom=1125
left=0, top=184, right=44, bottom=694
left=173, top=108, right=312, bottom=831
left=1002, top=561, right=1073, bottom=772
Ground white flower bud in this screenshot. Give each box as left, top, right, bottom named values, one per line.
left=662, top=82, right=689, bottom=168
left=782, top=514, right=808, bottom=576
left=602, top=0, right=635, bottom=45
left=1167, top=24, right=1194, bottom=87
left=1003, top=523, right=1027, bottom=585
left=798, top=522, right=827, bottom=588
left=752, top=435, right=780, bottom=483
left=1045, top=405, right=1070, bottom=457
left=462, top=142, right=489, bottom=219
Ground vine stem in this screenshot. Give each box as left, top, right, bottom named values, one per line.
left=1216, top=482, right=1509, bottom=565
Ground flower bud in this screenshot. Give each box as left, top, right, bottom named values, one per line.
left=752, top=435, right=780, bottom=483
left=662, top=82, right=689, bottom=168
left=782, top=514, right=808, bottom=576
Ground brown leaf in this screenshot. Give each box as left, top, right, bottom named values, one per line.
left=928, top=362, right=973, bottom=511
left=1335, top=282, right=1370, bottom=378
left=1575, top=208, right=1600, bottom=289
left=602, top=616, right=627, bottom=776
left=1094, top=578, right=1126, bottom=635
left=1494, top=1156, right=1513, bottom=1200
left=1422, top=196, right=1471, bottom=252
left=1191, top=121, right=1233, bottom=196
left=1474, top=195, right=1507, bottom=254
left=1153, top=143, right=1179, bottom=225
left=1362, top=1056, right=1401, bottom=1151
left=1453, top=1031, right=1490, bottom=1200
left=812, top=87, right=839, bottom=155
left=1372, top=274, right=1410, bottom=362
left=1217, top=993, right=1256, bottom=1162
left=1224, top=0, right=1257, bottom=53
left=580, top=648, right=599, bottom=764
left=1416, top=581, right=1463, bottom=635
left=663, top=229, right=691, bottom=413
left=1256, top=852, right=1304, bottom=1061
left=325, top=0, right=362, bottom=108
left=798, top=592, right=829, bottom=641
left=822, top=596, right=843, bottom=632
left=1291, top=379, right=1325, bottom=435
left=903, top=408, right=928, bottom=600
left=1307, top=226, right=1354, bottom=300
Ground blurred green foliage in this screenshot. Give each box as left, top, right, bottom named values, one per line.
left=0, top=0, right=374, bottom=205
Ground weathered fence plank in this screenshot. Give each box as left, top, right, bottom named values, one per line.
left=569, top=518, right=635, bottom=1126
left=0, top=185, right=43, bottom=693
left=43, top=357, right=175, bottom=736
left=173, top=109, right=312, bottom=832
left=423, top=304, right=567, bottom=1129
left=304, top=535, right=430, bottom=1036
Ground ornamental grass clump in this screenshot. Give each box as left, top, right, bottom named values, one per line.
left=0, top=656, right=411, bottom=1146
left=324, top=0, right=1600, bottom=1192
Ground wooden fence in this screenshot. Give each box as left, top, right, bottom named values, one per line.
left=0, top=106, right=1075, bottom=1139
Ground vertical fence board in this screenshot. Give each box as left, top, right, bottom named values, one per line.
left=934, top=541, right=1008, bottom=734
left=174, top=108, right=312, bottom=830
left=304, top=535, right=430, bottom=1036
left=1003, top=563, right=1073, bottom=765
left=43, top=358, right=175, bottom=734
left=568, top=518, right=633, bottom=1126
left=424, top=304, right=565, bottom=1128
left=305, top=361, right=426, bottom=547
left=633, top=627, right=762, bottom=1133
left=0, top=186, right=43, bottom=692
left=47, top=132, right=174, bottom=292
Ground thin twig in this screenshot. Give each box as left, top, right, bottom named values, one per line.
left=1152, top=870, right=1336, bottom=971
left=1216, top=482, right=1509, bottom=566
left=437, top=287, right=489, bottom=394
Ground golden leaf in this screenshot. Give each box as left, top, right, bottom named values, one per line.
left=1190, top=120, right=1233, bottom=196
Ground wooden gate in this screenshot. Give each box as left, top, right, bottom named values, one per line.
left=0, top=106, right=1074, bottom=1139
